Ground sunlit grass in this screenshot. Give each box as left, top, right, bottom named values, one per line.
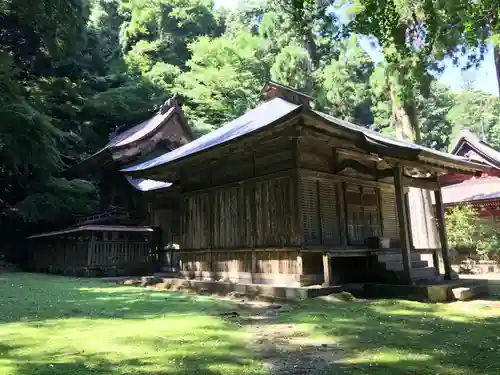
left=2, top=273, right=500, bottom=375
left=277, top=299, right=500, bottom=375
left=0, top=273, right=264, bottom=375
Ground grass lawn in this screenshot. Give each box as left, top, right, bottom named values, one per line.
left=0, top=273, right=265, bottom=375
left=1, top=273, right=500, bottom=375
left=277, top=297, right=500, bottom=375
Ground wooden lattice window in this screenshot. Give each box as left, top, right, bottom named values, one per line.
left=301, top=178, right=341, bottom=246
left=300, top=178, right=320, bottom=245
left=345, top=185, right=381, bottom=245
left=346, top=185, right=364, bottom=244
left=319, top=180, right=340, bottom=245
left=381, top=189, right=400, bottom=239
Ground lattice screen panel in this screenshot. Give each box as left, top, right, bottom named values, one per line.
left=319, top=180, right=340, bottom=245
left=300, top=178, right=320, bottom=245
left=381, top=189, right=400, bottom=239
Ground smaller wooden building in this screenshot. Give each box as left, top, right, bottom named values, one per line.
left=28, top=226, right=157, bottom=276
left=124, top=82, right=487, bottom=287
left=28, top=97, right=193, bottom=275
left=441, top=131, right=500, bottom=220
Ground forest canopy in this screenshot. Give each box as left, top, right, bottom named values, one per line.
left=1, top=0, right=500, bottom=231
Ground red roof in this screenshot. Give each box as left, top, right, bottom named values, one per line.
left=442, top=176, right=500, bottom=205
left=442, top=131, right=500, bottom=205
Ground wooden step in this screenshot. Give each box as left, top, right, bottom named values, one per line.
left=160, top=267, right=179, bottom=274
left=384, top=260, right=428, bottom=272
left=376, top=252, right=421, bottom=263
left=154, top=272, right=178, bottom=278
left=411, top=267, right=437, bottom=281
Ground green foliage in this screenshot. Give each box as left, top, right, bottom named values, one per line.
left=176, top=31, right=270, bottom=132
left=446, top=204, right=500, bottom=258
left=315, top=38, right=374, bottom=125
left=445, top=205, right=478, bottom=251
left=417, top=84, right=454, bottom=151
left=14, top=179, right=98, bottom=223
left=342, top=0, right=480, bottom=143
left=271, top=44, right=313, bottom=93
left=119, top=0, right=223, bottom=68
left=447, top=89, right=500, bottom=149
left=4, top=0, right=500, bottom=234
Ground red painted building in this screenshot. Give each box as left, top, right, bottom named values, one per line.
left=441, top=131, right=500, bottom=219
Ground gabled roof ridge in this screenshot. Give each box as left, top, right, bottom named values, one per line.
left=123, top=94, right=486, bottom=178
left=450, top=129, right=500, bottom=168
left=122, top=97, right=302, bottom=175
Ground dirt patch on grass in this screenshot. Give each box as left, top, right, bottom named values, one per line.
left=116, top=276, right=348, bottom=374
left=220, top=298, right=344, bottom=375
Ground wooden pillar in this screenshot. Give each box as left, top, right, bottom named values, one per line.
left=296, top=251, right=303, bottom=285
left=393, top=166, right=412, bottom=284
left=87, top=232, right=95, bottom=266
left=434, top=188, right=452, bottom=280
left=432, top=249, right=441, bottom=277
left=404, top=192, right=415, bottom=250
left=322, top=253, right=331, bottom=286
left=153, top=227, right=162, bottom=268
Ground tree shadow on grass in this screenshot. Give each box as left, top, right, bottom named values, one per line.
left=0, top=273, right=265, bottom=375
left=276, top=299, right=500, bottom=375
left=0, top=347, right=253, bottom=375
left=0, top=273, right=235, bottom=323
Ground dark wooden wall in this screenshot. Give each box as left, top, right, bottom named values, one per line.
left=180, top=131, right=299, bottom=251
left=300, top=176, right=341, bottom=246
left=180, top=132, right=399, bottom=251
left=297, top=135, right=401, bottom=248
left=176, top=124, right=405, bottom=284
left=30, top=230, right=156, bottom=276
left=181, top=173, right=299, bottom=250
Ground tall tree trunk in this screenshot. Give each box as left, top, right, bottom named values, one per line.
left=390, top=85, right=420, bottom=141
left=390, top=83, right=440, bottom=251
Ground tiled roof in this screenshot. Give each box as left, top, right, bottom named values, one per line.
left=313, top=111, right=481, bottom=166
left=27, top=225, right=155, bottom=239
left=123, top=98, right=301, bottom=173
left=441, top=176, right=500, bottom=205
left=123, top=96, right=486, bottom=175
left=450, top=130, right=500, bottom=168
left=107, top=107, right=176, bottom=148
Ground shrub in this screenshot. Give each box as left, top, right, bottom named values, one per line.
left=445, top=204, right=500, bottom=259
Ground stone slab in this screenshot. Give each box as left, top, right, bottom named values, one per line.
left=116, top=277, right=341, bottom=300
left=346, top=279, right=489, bottom=302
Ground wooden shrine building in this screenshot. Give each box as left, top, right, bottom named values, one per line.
left=440, top=131, right=500, bottom=221
left=124, top=82, right=487, bottom=287
left=27, top=97, right=193, bottom=276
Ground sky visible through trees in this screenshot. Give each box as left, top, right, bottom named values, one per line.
left=217, top=0, right=499, bottom=96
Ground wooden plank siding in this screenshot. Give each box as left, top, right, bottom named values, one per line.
left=29, top=231, right=157, bottom=275
left=177, top=126, right=442, bottom=286
left=181, top=174, right=298, bottom=251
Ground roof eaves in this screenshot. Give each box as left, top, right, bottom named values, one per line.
left=311, top=110, right=487, bottom=173
left=111, top=106, right=177, bottom=150
left=417, top=150, right=488, bottom=172
left=122, top=98, right=303, bottom=178
left=62, top=147, right=114, bottom=177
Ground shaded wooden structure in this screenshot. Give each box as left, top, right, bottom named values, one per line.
left=28, top=97, right=192, bottom=275
left=441, top=131, right=500, bottom=221
left=28, top=226, right=156, bottom=276
left=65, top=96, right=193, bottom=234
left=124, top=82, right=487, bottom=286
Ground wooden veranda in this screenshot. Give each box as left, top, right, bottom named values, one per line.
left=28, top=225, right=161, bottom=276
